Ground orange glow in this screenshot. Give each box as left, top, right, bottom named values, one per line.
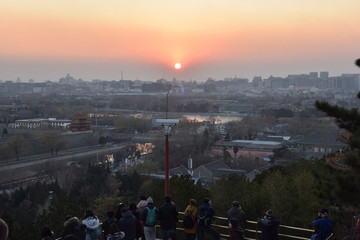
left=0, top=1, right=360, bottom=81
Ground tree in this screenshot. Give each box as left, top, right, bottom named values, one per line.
left=314, top=59, right=360, bottom=209
left=5, top=135, right=29, bottom=161
left=233, top=145, right=239, bottom=158
left=39, top=131, right=68, bottom=156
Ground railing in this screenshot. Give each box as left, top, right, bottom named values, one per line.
left=177, top=212, right=315, bottom=240
left=56, top=212, right=315, bottom=240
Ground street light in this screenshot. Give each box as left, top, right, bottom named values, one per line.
left=154, top=119, right=179, bottom=196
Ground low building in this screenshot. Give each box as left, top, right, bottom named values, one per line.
left=192, top=160, right=246, bottom=187
left=14, top=118, right=71, bottom=129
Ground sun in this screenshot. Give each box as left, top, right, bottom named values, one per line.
left=174, top=63, right=181, bottom=70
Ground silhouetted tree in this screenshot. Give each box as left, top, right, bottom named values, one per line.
left=314, top=59, right=360, bottom=208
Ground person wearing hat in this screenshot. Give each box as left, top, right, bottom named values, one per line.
left=311, top=208, right=334, bottom=240
left=227, top=201, right=246, bottom=232
left=140, top=197, right=159, bottom=240
left=197, top=198, right=220, bottom=240
left=257, top=210, right=280, bottom=240
left=115, top=203, right=126, bottom=222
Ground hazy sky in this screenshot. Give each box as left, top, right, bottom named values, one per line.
left=1, top=0, right=360, bottom=82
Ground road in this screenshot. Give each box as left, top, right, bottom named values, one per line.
left=0, top=143, right=129, bottom=185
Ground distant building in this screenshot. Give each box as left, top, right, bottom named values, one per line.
left=69, top=113, right=91, bottom=132
left=192, top=160, right=245, bottom=187
left=294, top=131, right=348, bottom=159
left=14, top=118, right=71, bottom=129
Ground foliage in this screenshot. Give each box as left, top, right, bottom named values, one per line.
left=39, top=131, right=68, bottom=156
left=70, top=164, right=115, bottom=199
left=315, top=92, right=360, bottom=209
left=114, top=116, right=152, bottom=133
left=3, top=135, right=29, bottom=161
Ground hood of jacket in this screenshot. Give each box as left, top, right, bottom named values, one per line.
left=64, top=217, right=80, bottom=227
left=82, top=217, right=100, bottom=230
left=122, top=210, right=134, bottom=219
left=107, top=232, right=125, bottom=240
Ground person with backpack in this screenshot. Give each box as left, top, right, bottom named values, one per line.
left=257, top=210, right=280, bottom=240
left=82, top=210, right=101, bottom=240
left=183, top=199, right=198, bottom=240
left=158, top=196, right=178, bottom=240
left=197, top=198, right=220, bottom=240
left=140, top=197, right=158, bottom=240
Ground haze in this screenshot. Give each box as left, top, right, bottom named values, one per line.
left=1, top=0, right=360, bottom=82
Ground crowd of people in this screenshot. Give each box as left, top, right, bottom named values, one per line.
left=0, top=196, right=343, bottom=240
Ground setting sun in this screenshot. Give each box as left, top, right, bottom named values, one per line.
left=174, top=63, right=181, bottom=70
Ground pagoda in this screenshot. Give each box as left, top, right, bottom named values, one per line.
left=69, top=113, right=91, bottom=132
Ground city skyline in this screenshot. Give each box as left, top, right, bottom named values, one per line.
left=1, top=0, right=360, bottom=82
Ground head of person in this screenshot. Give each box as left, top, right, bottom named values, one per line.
left=85, top=209, right=95, bottom=219
left=0, top=218, right=9, bottom=240
left=232, top=201, right=240, bottom=208
left=190, top=199, right=197, bottom=206
left=41, top=225, right=54, bottom=238
left=147, top=197, right=153, bottom=204
left=165, top=195, right=171, bottom=203
left=62, top=235, right=80, bottom=240
left=109, top=223, right=125, bottom=239
left=107, top=210, right=115, bottom=218
left=118, top=202, right=125, bottom=210
left=319, top=208, right=329, bottom=217
left=120, top=207, right=127, bottom=215
left=203, top=198, right=210, bottom=205
left=109, top=223, right=120, bottom=235
left=129, top=202, right=137, bottom=211
left=265, top=210, right=273, bottom=219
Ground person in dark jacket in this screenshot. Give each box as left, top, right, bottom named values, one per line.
left=115, top=203, right=126, bottom=222
left=0, top=218, right=9, bottom=240
left=41, top=225, right=55, bottom=240
left=257, top=210, right=280, bottom=240
left=158, top=195, right=178, bottom=240
left=311, top=208, right=334, bottom=240
left=197, top=198, right=220, bottom=240
left=129, top=202, right=144, bottom=240
left=103, top=211, right=117, bottom=238
left=227, top=201, right=246, bottom=232
left=229, top=218, right=245, bottom=240
left=62, top=215, right=86, bottom=240
left=118, top=208, right=137, bottom=240
left=107, top=223, right=125, bottom=240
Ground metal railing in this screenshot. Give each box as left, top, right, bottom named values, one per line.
left=56, top=212, right=315, bottom=240
left=177, top=212, right=315, bottom=240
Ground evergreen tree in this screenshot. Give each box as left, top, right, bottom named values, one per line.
left=314, top=59, right=360, bottom=208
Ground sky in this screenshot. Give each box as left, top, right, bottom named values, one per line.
left=1, top=0, right=360, bottom=82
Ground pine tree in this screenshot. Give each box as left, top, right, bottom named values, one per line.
left=314, top=59, right=360, bottom=208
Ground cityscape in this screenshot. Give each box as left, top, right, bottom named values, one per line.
left=1, top=0, right=360, bottom=239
